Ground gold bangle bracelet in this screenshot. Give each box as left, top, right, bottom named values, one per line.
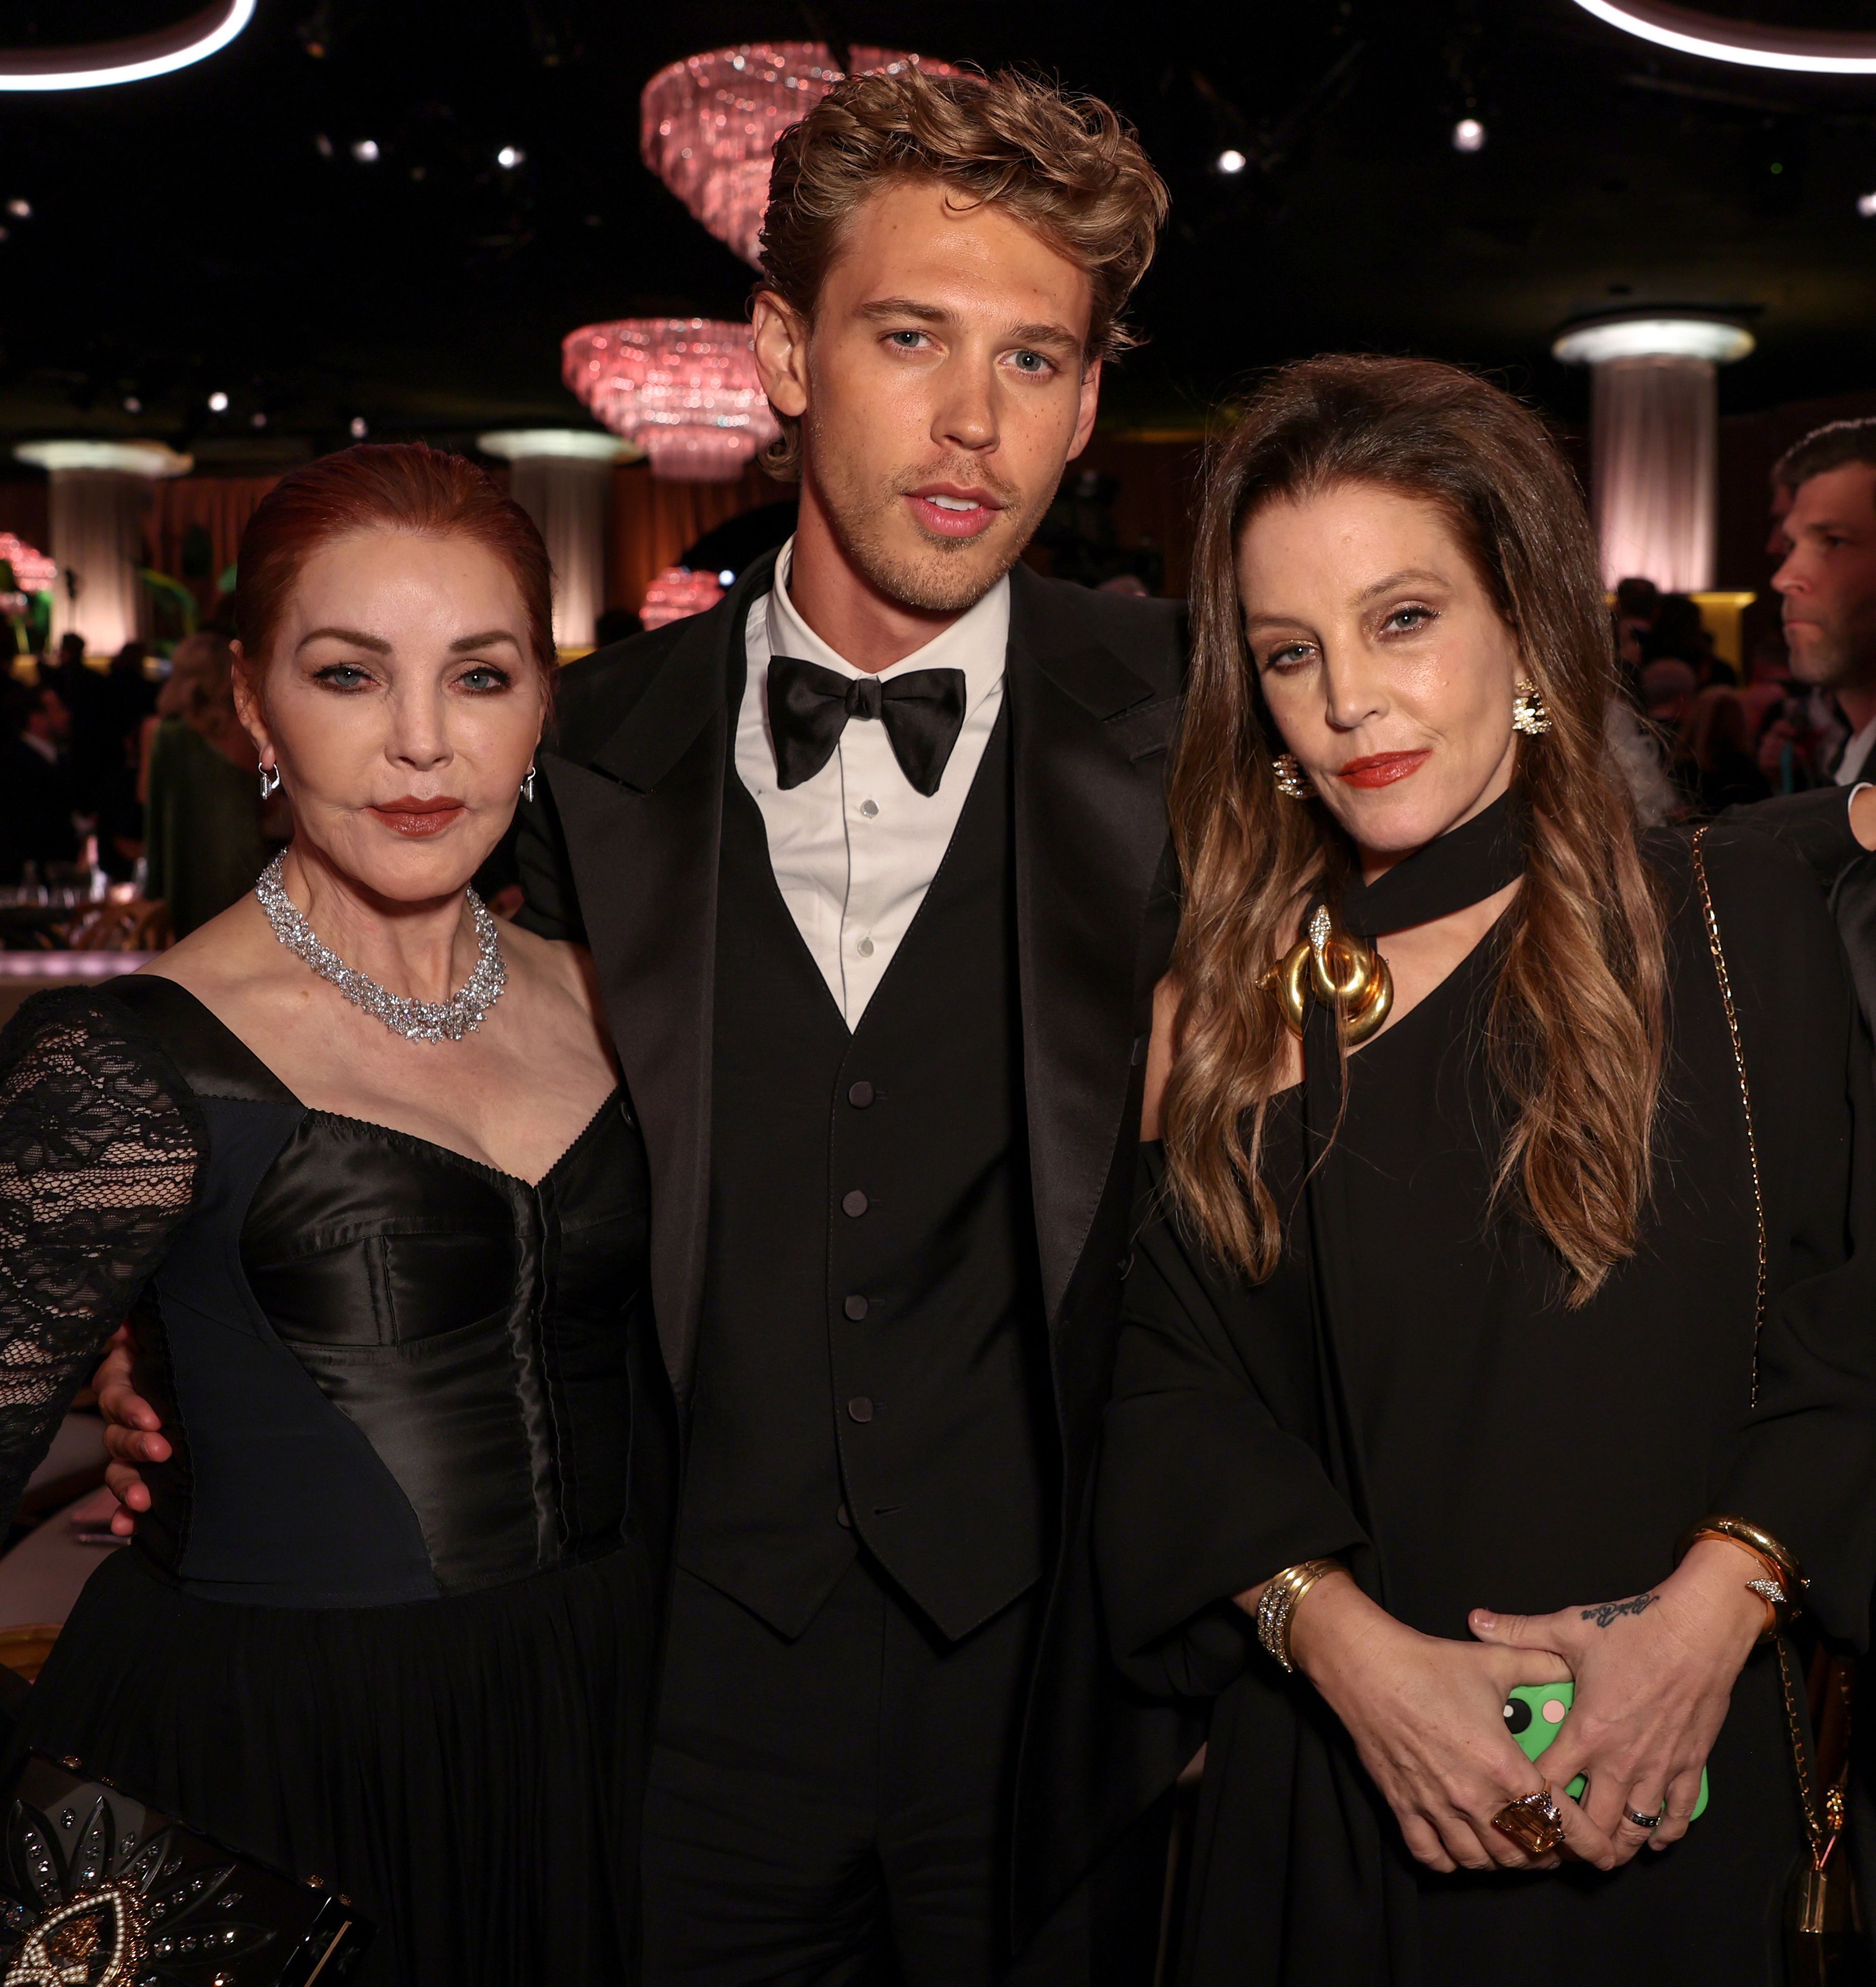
left=1676, top=1516, right=1806, bottom=1637
left=1254, top=1559, right=1345, bottom=1674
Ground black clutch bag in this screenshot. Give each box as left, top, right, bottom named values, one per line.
left=0, top=1752, right=372, bottom=1984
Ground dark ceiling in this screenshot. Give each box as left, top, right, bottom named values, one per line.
left=5, top=0, right=1876, bottom=465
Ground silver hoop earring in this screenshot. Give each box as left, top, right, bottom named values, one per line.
left=1272, top=752, right=1316, bottom=801
left=520, top=764, right=537, bottom=803
left=259, top=763, right=282, bottom=799
left=1512, top=680, right=1552, bottom=737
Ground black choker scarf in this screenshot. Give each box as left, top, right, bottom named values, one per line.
left=1332, top=790, right=1526, bottom=940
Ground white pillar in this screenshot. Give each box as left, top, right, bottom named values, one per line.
left=478, top=430, right=638, bottom=651
left=1552, top=317, right=1753, bottom=593
left=13, top=440, right=191, bottom=654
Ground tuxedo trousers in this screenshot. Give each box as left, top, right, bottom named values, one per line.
left=641, top=1555, right=1163, bottom=1985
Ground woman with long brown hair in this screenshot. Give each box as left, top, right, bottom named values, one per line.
left=1095, top=356, right=1876, bottom=1980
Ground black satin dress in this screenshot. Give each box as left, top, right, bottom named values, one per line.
left=0, top=974, right=666, bottom=1985
left=1097, top=823, right=1876, bottom=1985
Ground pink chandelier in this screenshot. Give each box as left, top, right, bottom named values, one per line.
left=641, top=43, right=953, bottom=269
left=563, top=318, right=780, bottom=481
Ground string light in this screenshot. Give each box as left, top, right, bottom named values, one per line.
left=351, top=138, right=379, bottom=163
left=0, top=0, right=254, bottom=90
left=496, top=145, right=525, bottom=168
left=1452, top=118, right=1486, bottom=153
left=1573, top=0, right=1876, bottom=74
left=1858, top=192, right=1876, bottom=218
left=207, top=391, right=229, bottom=413
left=1215, top=149, right=1247, bottom=175
left=349, top=417, right=369, bottom=439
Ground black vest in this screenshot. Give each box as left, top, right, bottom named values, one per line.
left=676, top=698, right=1053, bottom=1643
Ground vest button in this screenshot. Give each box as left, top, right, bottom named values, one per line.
left=847, top=1396, right=875, bottom=1424
left=841, top=1189, right=869, bottom=1218
left=843, top=1294, right=870, bottom=1321
left=847, top=1080, right=875, bottom=1108
left=837, top=1504, right=852, bottom=1529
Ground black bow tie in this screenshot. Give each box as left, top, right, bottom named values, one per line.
left=767, top=654, right=968, bottom=798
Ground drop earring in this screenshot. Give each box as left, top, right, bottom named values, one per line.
left=520, top=764, right=537, bottom=803
left=1272, top=753, right=1316, bottom=800
left=1512, top=680, right=1552, bottom=737
left=259, top=762, right=282, bottom=799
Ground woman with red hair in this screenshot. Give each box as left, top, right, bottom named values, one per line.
left=0, top=445, right=661, bottom=1984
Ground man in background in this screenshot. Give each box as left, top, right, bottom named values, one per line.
left=0, top=680, right=78, bottom=884
left=1771, top=418, right=1876, bottom=785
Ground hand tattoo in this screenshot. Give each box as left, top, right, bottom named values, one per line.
left=1581, top=1593, right=1660, bottom=1630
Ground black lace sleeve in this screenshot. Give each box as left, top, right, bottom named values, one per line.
left=0, top=988, right=202, bottom=1525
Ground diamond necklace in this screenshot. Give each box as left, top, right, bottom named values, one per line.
left=255, top=852, right=507, bottom=1044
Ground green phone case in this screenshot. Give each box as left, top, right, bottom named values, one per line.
left=1504, top=1683, right=1709, bottom=1819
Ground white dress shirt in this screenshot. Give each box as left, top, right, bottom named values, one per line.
left=1837, top=712, right=1876, bottom=786
left=735, top=539, right=1009, bottom=1026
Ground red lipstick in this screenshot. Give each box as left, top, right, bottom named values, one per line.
left=1335, top=751, right=1430, bottom=790
left=370, top=796, right=467, bottom=837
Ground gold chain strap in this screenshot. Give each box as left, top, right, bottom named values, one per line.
left=1693, top=826, right=1852, bottom=1909
left=1777, top=1637, right=1832, bottom=1867
left=1690, top=825, right=1770, bottom=1407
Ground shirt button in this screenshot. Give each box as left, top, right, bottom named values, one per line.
left=855, top=935, right=875, bottom=958
left=859, top=799, right=879, bottom=818
left=847, top=1080, right=875, bottom=1108
left=844, top=1294, right=870, bottom=1321
left=847, top=1397, right=874, bottom=1424
left=842, top=1189, right=869, bottom=1218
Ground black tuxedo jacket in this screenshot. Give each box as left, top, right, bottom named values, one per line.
left=1725, top=786, right=1876, bottom=1031
left=515, top=550, right=1200, bottom=1940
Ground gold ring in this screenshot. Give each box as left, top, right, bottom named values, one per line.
left=1492, top=1785, right=1565, bottom=1857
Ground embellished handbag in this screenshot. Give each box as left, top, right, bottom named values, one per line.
left=1693, top=825, right=1861, bottom=1984
left=0, top=1752, right=371, bottom=1985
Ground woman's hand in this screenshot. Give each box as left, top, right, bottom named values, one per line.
left=1467, top=1538, right=1767, bottom=1864
left=1275, top=1573, right=1617, bottom=1875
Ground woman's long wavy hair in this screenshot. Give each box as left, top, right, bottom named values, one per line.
left=1162, top=356, right=1667, bottom=1306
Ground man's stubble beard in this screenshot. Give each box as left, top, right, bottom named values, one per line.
left=1790, top=614, right=1876, bottom=697
left=806, top=411, right=1039, bottom=617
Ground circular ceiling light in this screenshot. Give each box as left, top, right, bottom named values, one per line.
left=1573, top=0, right=1876, bottom=75
left=1552, top=314, right=1755, bottom=364
left=0, top=0, right=256, bottom=92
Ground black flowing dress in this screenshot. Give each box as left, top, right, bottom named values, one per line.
left=0, top=973, right=667, bottom=1985
left=1097, top=822, right=1876, bottom=1985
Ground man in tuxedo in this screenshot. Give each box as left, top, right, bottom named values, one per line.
left=518, top=67, right=1189, bottom=1984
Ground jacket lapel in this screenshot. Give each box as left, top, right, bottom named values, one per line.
left=1007, top=566, right=1179, bottom=1337
left=540, top=553, right=775, bottom=1398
